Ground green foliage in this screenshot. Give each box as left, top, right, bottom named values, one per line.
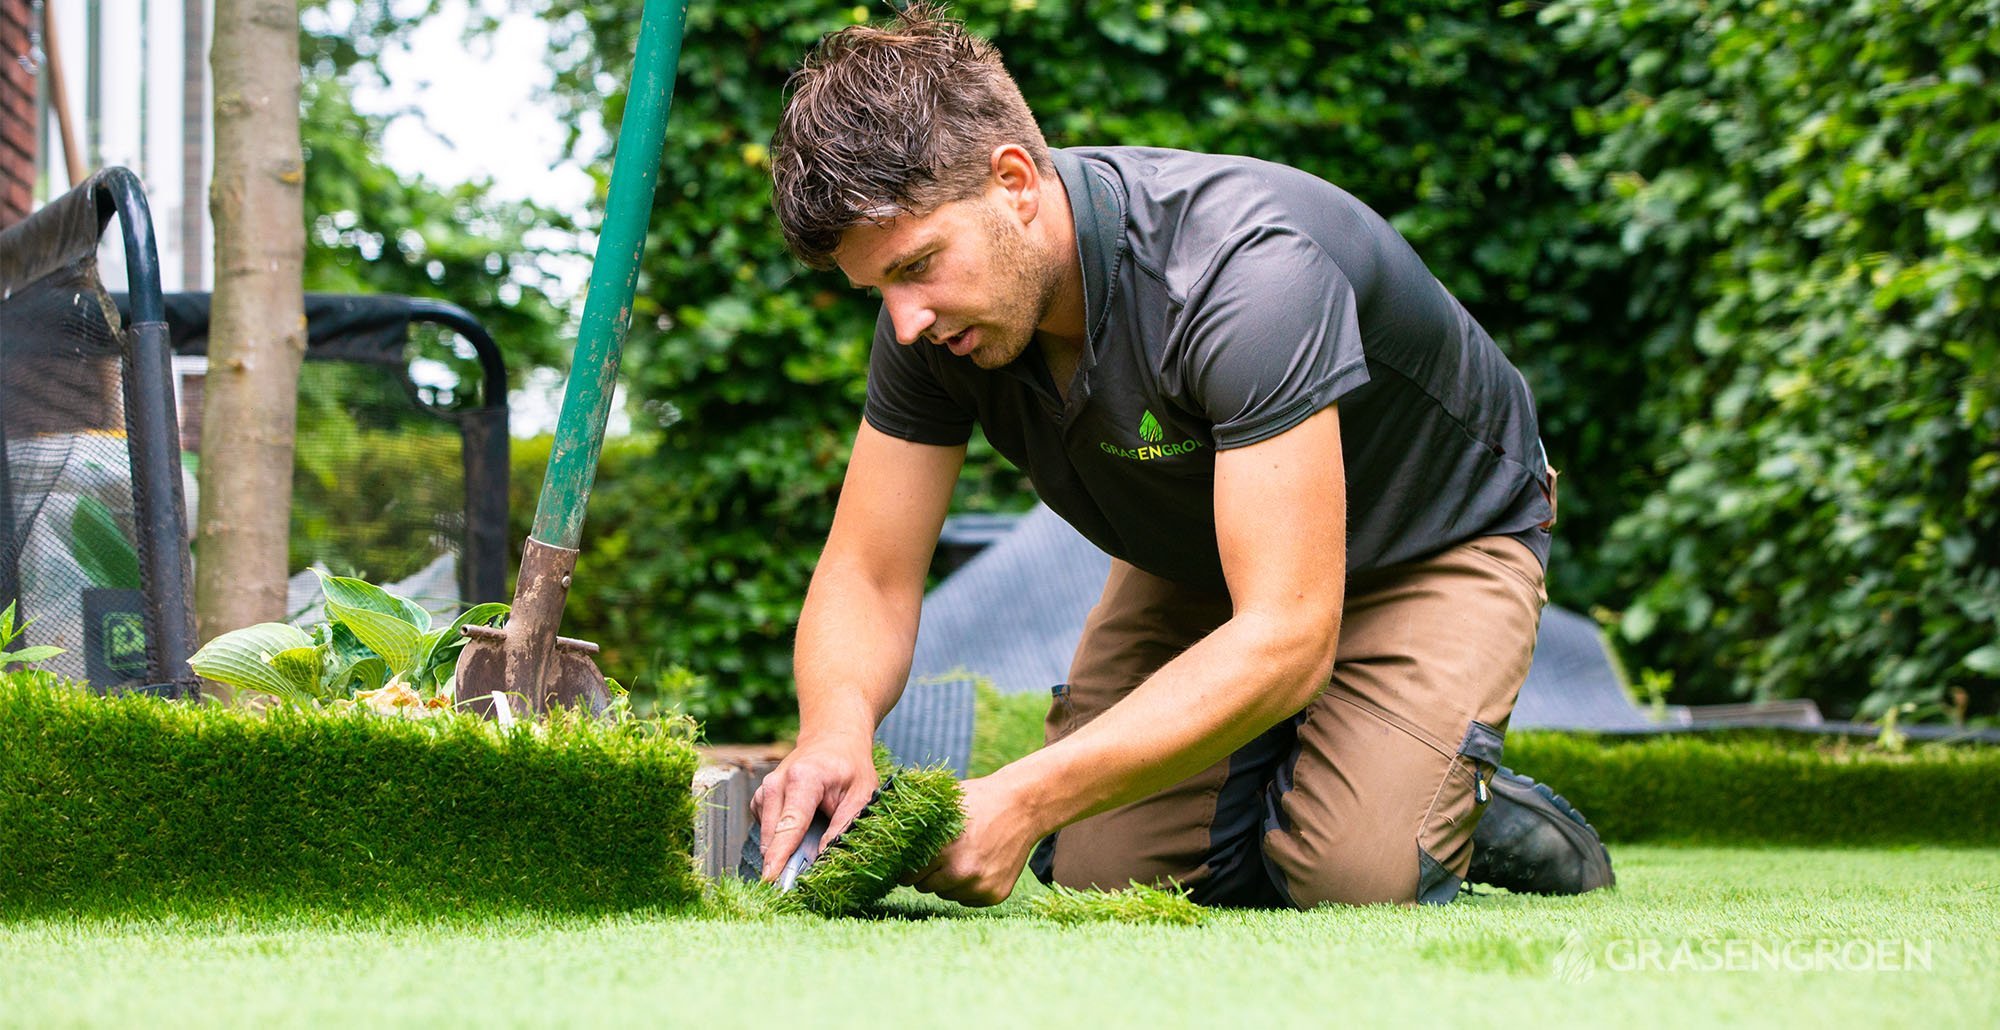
left=288, top=370, right=472, bottom=585
left=1032, top=881, right=1207, bottom=927
left=0, top=603, right=64, bottom=672
left=67, top=497, right=141, bottom=590
left=0, top=672, right=702, bottom=917
left=530, top=0, right=1632, bottom=735
left=1505, top=731, right=2000, bottom=846
left=299, top=11, right=569, bottom=376
left=188, top=572, right=506, bottom=706
left=1547, top=0, right=2000, bottom=718
left=785, top=764, right=967, bottom=917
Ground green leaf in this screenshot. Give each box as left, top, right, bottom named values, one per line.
left=68, top=497, right=142, bottom=590
left=0, top=645, right=65, bottom=668
left=268, top=646, right=326, bottom=696
left=330, top=656, right=389, bottom=695
left=1964, top=645, right=2000, bottom=677
left=189, top=623, right=317, bottom=702
left=315, top=570, right=432, bottom=631
left=410, top=602, right=510, bottom=693
left=329, top=606, right=425, bottom=674
left=316, top=571, right=429, bottom=672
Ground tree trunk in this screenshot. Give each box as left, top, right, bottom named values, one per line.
left=198, top=0, right=306, bottom=684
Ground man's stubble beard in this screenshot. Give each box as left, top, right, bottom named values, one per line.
left=969, top=206, right=1062, bottom=371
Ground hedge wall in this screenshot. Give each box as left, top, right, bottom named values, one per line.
left=0, top=673, right=702, bottom=917
left=1548, top=0, right=2000, bottom=718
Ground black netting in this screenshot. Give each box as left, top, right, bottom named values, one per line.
left=152, top=294, right=511, bottom=613
left=1, top=266, right=169, bottom=688
left=288, top=353, right=471, bottom=598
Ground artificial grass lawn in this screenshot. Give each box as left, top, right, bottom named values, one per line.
left=5, top=846, right=1996, bottom=1027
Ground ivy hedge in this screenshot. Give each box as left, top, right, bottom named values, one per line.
left=497, top=0, right=1997, bottom=736
left=0, top=673, right=703, bottom=917
left=1547, top=0, right=2000, bottom=720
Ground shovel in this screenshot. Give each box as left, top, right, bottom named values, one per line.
left=456, top=0, right=689, bottom=716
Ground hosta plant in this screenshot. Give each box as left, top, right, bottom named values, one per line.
left=189, top=571, right=507, bottom=714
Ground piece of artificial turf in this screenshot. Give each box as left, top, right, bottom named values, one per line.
left=0, top=672, right=702, bottom=917
left=784, top=763, right=967, bottom=918
left=1031, top=881, right=1207, bottom=927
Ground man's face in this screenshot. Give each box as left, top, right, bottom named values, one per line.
left=833, top=190, right=1058, bottom=371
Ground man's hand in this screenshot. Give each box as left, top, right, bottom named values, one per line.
left=753, top=734, right=880, bottom=882
left=905, top=775, right=1041, bottom=906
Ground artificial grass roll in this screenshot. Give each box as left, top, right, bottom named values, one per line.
left=787, top=764, right=966, bottom=917
left=0, top=674, right=702, bottom=917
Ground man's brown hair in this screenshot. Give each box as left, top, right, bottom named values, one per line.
left=770, top=3, right=1052, bottom=270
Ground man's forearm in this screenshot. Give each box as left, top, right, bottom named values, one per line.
left=991, top=610, right=1337, bottom=836
left=792, top=560, right=923, bottom=745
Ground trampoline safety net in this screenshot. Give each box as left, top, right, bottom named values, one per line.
left=1, top=180, right=188, bottom=690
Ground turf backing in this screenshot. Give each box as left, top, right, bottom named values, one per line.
left=2, top=846, right=1994, bottom=1028
left=0, top=675, right=702, bottom=916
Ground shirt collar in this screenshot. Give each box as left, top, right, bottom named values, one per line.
left=1050, top=148, right=1122, bottom=352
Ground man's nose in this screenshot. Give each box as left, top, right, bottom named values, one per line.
left=886, top=290, right=936, bottom=346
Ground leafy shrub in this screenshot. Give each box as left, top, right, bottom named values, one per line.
left=1548, top=0, right=2000, bottom=717
left=190, top=570, right=506, bottom=708
left=0, top=671, right=702, bottom=917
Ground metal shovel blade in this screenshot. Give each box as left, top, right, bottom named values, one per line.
left=455, top=626, right=609, bottom=718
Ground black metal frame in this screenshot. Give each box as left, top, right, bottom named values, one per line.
left=147, top=294, right=512, bottom=607
left=0, top=168, right=197, bottom=697
left=404, top=298, right=510, bottom=606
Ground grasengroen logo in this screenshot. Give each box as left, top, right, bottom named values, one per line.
left=1100, top=408, right=1203, bottom=461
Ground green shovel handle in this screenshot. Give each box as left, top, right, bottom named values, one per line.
left=531, top=0, right=689, bottom=547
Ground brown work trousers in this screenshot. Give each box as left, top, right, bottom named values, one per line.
left=1034, top=535, right=1547, bottom=908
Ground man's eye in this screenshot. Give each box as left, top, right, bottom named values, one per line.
left=905, top=256, right=930, bottom=276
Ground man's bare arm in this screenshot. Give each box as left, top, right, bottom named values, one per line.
left=755, top=421, right=963, bottom=878
left=991, top=406, right=1345, bottom=836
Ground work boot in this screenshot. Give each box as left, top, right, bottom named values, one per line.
left=1466, top=767, right=1615, bottom=895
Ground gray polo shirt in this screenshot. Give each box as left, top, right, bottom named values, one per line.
left=864, top=146, right=1553, bottom=593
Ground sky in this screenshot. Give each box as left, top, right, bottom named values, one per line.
left=338, top=0, right=628, bottom=436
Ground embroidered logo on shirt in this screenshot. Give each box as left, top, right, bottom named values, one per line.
left=1098, top=409, right=1204, bottom=461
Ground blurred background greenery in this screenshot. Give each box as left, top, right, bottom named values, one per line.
left=296, top=0, right=2000, bottom=739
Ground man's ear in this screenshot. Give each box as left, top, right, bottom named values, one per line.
left=990, top=144, right=1041, bottom=225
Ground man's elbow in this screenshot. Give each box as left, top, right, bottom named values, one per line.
left=1253, top=609, right=1340, bottom=713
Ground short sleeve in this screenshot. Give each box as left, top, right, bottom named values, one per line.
left=1174, top=228, right=1371, bottom=449
left=862, top=305, right=976, bottom=446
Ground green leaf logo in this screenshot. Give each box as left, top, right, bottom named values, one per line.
left=1138, top=409, right=1163, bottom=443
